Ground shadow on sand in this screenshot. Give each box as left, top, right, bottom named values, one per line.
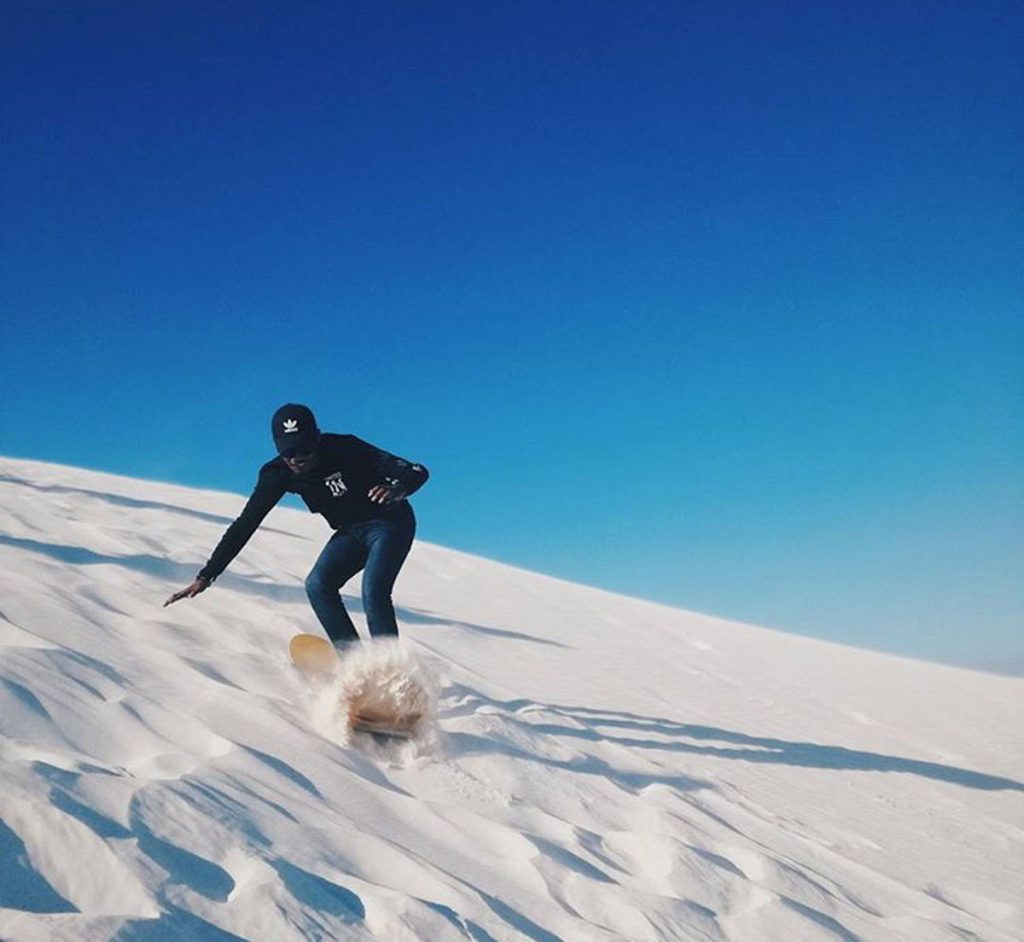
left=444, top=683, right=1024, bottom=794
left=0, top=474, right=298, bottom=537
left=0, top=533, right=563, bottom=647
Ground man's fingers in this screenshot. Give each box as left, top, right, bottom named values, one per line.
left=368, top=485, right=403, bottom=505
left=164, top=580, right=207, bottom=607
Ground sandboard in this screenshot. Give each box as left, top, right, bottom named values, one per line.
left=289, top=633, right=423, bottom=738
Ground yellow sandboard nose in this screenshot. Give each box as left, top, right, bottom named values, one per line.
left=288, top=633, right=338, bottom=675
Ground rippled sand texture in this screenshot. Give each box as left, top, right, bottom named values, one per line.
left=1, top=456, right=1021, bottom=941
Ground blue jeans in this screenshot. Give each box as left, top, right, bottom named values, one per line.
left=304, top=502, right=416, bottom=643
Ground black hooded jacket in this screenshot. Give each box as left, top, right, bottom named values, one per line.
left=198, top=433, right=428, bottom=583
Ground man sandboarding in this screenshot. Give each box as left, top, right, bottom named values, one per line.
left=165, top=403, right=430, bottom=735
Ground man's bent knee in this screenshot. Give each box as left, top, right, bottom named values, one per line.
left=305, top=570, right=331, bottom=600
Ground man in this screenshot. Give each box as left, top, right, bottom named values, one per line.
left=165, top=403, right=429, bottom=645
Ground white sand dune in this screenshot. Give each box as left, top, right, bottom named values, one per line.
left=0, top=455, right=1021, bottom=941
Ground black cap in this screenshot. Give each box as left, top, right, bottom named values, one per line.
left=271, top=403, right=320, bottom=456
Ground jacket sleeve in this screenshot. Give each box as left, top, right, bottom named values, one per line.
left=353, top=437, right=429, bottom=497
left=198, top=464, right=286, bottom=582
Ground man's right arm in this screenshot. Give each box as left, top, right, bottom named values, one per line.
left=197, top=464, right=286, bottom=583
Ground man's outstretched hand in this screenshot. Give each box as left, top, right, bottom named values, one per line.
left=164, top=577, right=210, bottom=607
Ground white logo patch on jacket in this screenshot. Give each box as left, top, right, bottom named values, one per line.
left=323, top=471, right=347, bottom=498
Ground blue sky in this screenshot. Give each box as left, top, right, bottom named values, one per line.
left=2, top=2, right=1021, bottom=672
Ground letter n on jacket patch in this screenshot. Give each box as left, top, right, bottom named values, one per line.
left=323, top=472, right=348, bottom=498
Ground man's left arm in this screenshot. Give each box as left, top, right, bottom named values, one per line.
left=354, top=437, right=429, bottom=503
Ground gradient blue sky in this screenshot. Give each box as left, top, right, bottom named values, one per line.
left=2, top=2, right=1021, bottom=672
